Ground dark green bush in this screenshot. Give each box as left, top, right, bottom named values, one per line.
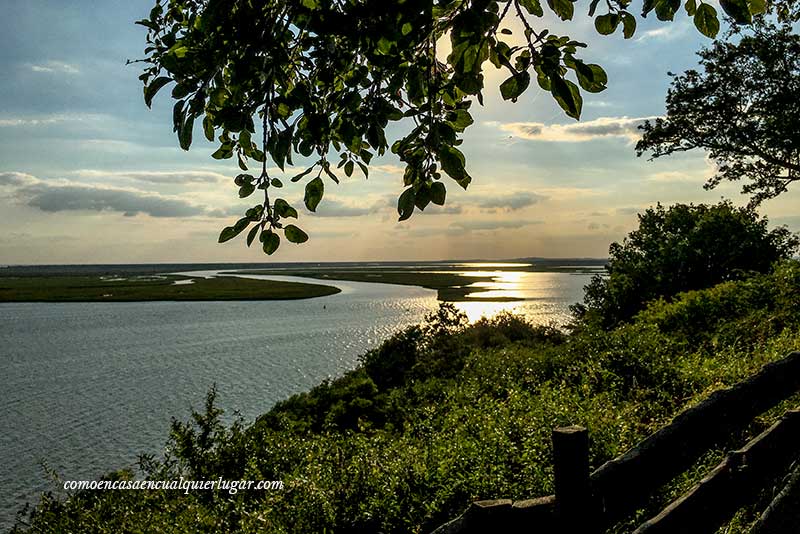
left=574, top=202, right=799, bottom=328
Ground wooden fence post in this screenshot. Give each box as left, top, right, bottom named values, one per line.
left=553, top=425, right=592, bottom=533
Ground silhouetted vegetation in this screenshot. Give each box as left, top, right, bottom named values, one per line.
left=572, top=201, right=799, bottom=329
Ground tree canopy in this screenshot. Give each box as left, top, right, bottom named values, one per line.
left=572, top=201, right=800, bottom=328
left=136, top=0, right=770, bottom=254
left=636, top=20, right=800, bottom=207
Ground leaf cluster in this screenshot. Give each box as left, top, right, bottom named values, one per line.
left=134, top=0, right=766, bottom=253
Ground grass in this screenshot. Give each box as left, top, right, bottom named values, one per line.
left=0, top=274, right=340, bottom=302
left=228, top=269, right=522, bottom=301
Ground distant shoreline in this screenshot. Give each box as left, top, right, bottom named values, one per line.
left=0, top=273, right=340, bottom=302
left=0, top=261, right=606, bottom=303
left=0, top=258, right=607, bottom=278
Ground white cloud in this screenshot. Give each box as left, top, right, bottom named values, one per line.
left=72, top=169, right=228, bottom=185
left=477, top=191, right=547, bottom=211
left=648, top=171, right=699, bottom=183
left=495, top=116, right=657, bottom=143
left=636, top=24, right=688, bottom=42
left=450, top=219, right=542, bottom=231
left=0, top=113, right=108, bottom=128
left=28, top=61, right=80, bottom=74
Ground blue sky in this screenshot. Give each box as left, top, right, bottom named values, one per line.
left=1, top=1, right=797, bottom=263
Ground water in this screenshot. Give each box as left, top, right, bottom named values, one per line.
left=0, top=269, right=594, bottom=528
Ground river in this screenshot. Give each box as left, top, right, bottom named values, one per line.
left=0, top=268, right=593, bottom=528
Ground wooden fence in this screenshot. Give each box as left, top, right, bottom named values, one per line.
left=431, top=351, right=800, bottom=534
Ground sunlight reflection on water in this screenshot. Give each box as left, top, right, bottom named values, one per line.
left=452, top=271, right=593, bottom=324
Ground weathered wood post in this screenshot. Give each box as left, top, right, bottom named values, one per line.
left=552, top=425, right=592, bottom=533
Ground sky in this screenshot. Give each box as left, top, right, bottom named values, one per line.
left=1, top=1, right=797, bottom=264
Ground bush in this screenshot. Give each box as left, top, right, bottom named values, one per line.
left=574, top=201, right=799, bottom=328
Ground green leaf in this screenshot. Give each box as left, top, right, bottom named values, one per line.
left=284, top=224, right=309, bottom=244
left=693, top=3, right=719, bottom=38
left=438, top=146, right=467, bottom=183
left=621, top=12, right=637, bottom=38
left=685, top=0, right=697, bottom=15
left=203, top=116, right=215, bottom=142
left=653, top=0, right=681, bottom=20
left=323, top=165, right=340, bottom=184
left=218, top=217, right=250, bottom=243
left=291, top=166, right=314, bottom=183
left=431, top=181, right=446, bottom=206
left=575, top=63, right=607, bottom=93
left=357, top=161, right=369, bottom=178
left=344, top=160, right=354, bottom=177
left=246, top=225, right=259, bottom=247
left=499, top=72, right=531, bottom=101
left=594, top=13, right=620, bottom=35
left=144, top=76, right=172, bottom=108
left=547, top=0, right=575, bottom=20
left=261, top=230, right=280, bottom=255
left=271, top=178, right=283, bottom=188
left=238, top=183, right=255, bottom=198
left=304, top=177, right=324, bottom=212
left=275, top=198, right=298, bottom=219
left=178, top=114, right=194, bottom=150
left=519, top=0, right=544, bottom=16
left=720, top=0, right=751, bottom=23
left=748, top=0, right=767, bottom=15
left=551, top=76, right=583, bottom=119
left=211, top=144, right=232, bottom=160
left=414, top=185, right=431, bottom=210
left=449, top=109, right=474, bottom=131
left=397, top=188, right=415, bottom=221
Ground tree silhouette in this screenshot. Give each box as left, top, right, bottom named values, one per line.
left=637, top=20, right=800, bottom=207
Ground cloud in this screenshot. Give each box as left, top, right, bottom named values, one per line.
left=636, top=24, right=688, bottom=42
left=477, top=191, right=547, bottom=211
left=308, top=198, right=385, bottom=218
left=772, top=215, right=800, bottom=228
left=28, top=61, right=80, bottom=74
left=0, top=113, right=111, bottom=128
left=428, top=204, right=463, bottom=214
left=0, top=172, right=38, bottom=187
left=450, top=219, right=542, bottom=231
left=496, top=116, right=657, bottom=143
left=21, top=183, right=207, bottom=217
left=72, top=169, right=227, bottom=184
left=647, top=171, right=699, bottom=183
left=616, top=206, right=642, bottom=216
left=369, top=164, right=405, bottom=175
left=1, top=172, right=213, bottom=218
left=313, top=230, right=357, bottom=238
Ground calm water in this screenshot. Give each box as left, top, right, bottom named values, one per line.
left=0, top=269, right=593, bottom=528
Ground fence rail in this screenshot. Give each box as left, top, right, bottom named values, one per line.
left=430, top=351, right=800, bottom=534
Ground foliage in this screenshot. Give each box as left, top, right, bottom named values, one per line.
left=134, top=0, right=769, bottom=254
left=15, top=261, right=800, bottom=533
left=636, top=20, right=800, bottom=206
left=573, top=201, right=799, bottom=329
